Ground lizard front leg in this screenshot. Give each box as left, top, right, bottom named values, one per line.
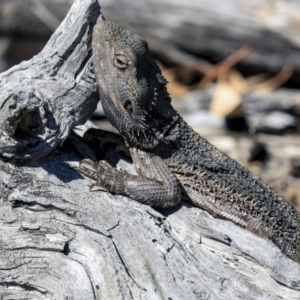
left=76, top=148, right=182, bottom=208
left=125, top=147, right=182, bottom=207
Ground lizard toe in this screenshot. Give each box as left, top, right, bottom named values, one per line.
left=80, top=158, right=97, bottom=169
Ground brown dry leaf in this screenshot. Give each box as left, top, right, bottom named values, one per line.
left=199, top=44, right=252, bottom=89
left=246, top=73, right=269, bottom=87
left=228, top=70, right=248, bottom=94
left=253, top=66, right=294, bottom=92
left=210, top=81, right=242, bottom=116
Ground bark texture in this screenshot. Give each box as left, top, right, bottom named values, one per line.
left=0, top=1, right=299, bottom=299
left=0, top=0, right=100, bottom=160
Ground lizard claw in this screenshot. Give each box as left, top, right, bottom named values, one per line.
left=74, top=159, right=98, bottom=180
left=79, top=158, right=97, bottom=169
left=90, top=182, right=100, bottom=191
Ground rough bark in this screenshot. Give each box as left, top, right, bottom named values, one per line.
left=0, top=0, right=100, bottom=160
left=0, top=0, right=299, bottom=299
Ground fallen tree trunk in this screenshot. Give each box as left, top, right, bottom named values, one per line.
left=0, top=0, right=299, bottom=299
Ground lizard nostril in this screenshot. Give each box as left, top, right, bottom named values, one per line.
left=124, top=101, right=133, bottom=114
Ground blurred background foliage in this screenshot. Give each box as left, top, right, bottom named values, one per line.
left=0, top=0, right=299, bottom=210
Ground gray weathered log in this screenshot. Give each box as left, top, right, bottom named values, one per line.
left=0, top=0, right=100, bottom=160
left=1, top=138, right=300, bottom=299
left=0, top=0, right=299, bottom=299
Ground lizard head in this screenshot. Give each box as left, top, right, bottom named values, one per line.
left=92, top=20, right=175, bottom=149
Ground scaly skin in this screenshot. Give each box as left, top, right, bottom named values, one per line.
left=75, top=21, right=300, bottom=263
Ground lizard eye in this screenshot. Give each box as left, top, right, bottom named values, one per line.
left=114, top=54, right=128, bottom=69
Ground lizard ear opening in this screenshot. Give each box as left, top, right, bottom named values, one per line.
left=124, top=100, right=133, bottom=114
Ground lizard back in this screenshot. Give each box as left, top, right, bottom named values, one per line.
left=158, top=117, right=300, bottom=262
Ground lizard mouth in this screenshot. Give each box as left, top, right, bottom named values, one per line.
left=101, top=94, right=165, bottom=149
left=96, top=70, right=174, bottom=149
left=98, top=82, right=162, bottom=149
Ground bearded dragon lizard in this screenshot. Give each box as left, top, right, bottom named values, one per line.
left=75, top=20, right=300, bottom=263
